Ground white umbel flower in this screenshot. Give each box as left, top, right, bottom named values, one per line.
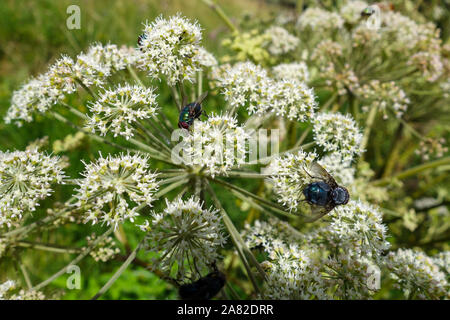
left=5, top=43, right=135, bottom=126
left=141, top=197, right=226, bottom=280
left=268, top=149, right=318, bottom=212
left=86, top=84, right=159, bottom=140
left=85, top=233, right=120, bottom=262
left=357, top=80, right=410, bottom=119
left=74, top=153, right=159, bottom=229
left=5, top=76, right=53, bottom=126
left=433, top=251, right=450, bottom=276
left=297, top=8, right=344, bottom=32
left=196, top=47, right=218, bottom=67
left=272, top=62, right=310, bottom=83
left=243, top=217, right=304, bottom=253
left=313, top=112, right=363, bottom=160
left=0, top=280, right=16, bottom=299
left=138, top=14, right=203, bottom=85
left=0, top=149, right=65, bottom=228
left=218, top=61, right=272, bottom=115
left=386, top=249, right=449, bottom=299
left=408, top=51, right=444, bottom=82
left=263, top=26, right=299, bottom=56
left=381, top=12, right=441, bottom=53
left=269, top=79, right=317, bottom=121
left=259, top=243, right=328, bottom=299
left=0, top=280, right=46, bottom=300
left=217, top=61, right=316, bottom=120
left=311, top=200, right=390, bottom=258
left=82, top=43, right=140, bottom=72
left=182, top=114, right=250, bottom=177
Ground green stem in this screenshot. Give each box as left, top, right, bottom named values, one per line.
left=225, top=171, right=272, bottom=179
left=127, top=66, right=144, bottom=87
left=19, top=263, right=32, bottom=289
left=32, top=227, right=114, bottom=291
left=200, top=0, right=238, bottom=33
left=372, top=156, right=450, bottom=187
left=155, top=178, right=190, bottom=198
left=75, top=78, right=99, bottom=99
left=15, top=241, right=82, bottom=254
left=206, top=182, right=264, bottom=295
left=361, top=105, right=378, bottom=153
left=91, top=239, right=144, bottom=300
left=210, top=177, right=293, bottom=218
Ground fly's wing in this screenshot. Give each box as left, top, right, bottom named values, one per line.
left=307, top=162, right=338, bottom=188
left=195, top=91, right=208, bottom=105
left=302, top=202, right=335, bottom=222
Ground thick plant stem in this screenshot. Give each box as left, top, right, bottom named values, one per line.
left=32, top=227, right=114, bottom=291
left=14, top=241, right=81, bottom=254
left=200, top=0, right=238, bottom=33
left=210, top=177, right=293, bottom=218
left=127, top=65, right=144, bottom=87
left=206, top=182, right=265, bottom=295
left=381, top=123, right=404, bottom=179
left=372, top=156, right=450, bottom=187
left=92, top=240, right=144, bottom=300
left=361, top=105, right=378, bottom=154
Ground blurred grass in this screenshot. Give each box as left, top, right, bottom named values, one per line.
left=0, top=0, right=280, bottom=299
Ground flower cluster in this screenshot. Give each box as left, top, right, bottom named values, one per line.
left=263, top=26, right=299, bottom=56
left=408, top=51, right=444, bottom=82
left=268, top=149, right=318, bottom=212
left=310, top=40, right=343, bottom=65
left=272, top=62, right=309, bottom=83
left=324, top=64, right=360, bottom=96
left=0, top=280, right=45, bottom=300
left=182, top=114, right=249, bottom=177
left=137, top=14, right=203, bottom=85
left=357, top=80, right=410, bottom=119
left=216, top=61, right=317, bottom=120
left=85, top=233, right=120, bottom=262
left=385, top=249, right=449, bottom=299
left=260, top=244, right=327, bottom=299
left=82, top=43, right=140, bottom=72
left=271, top=80, right=317, bottom=121
left=74, top=153, right=159, bottom=229
left=297, top=8, right=344, bottom=32
left=140, top=197, right=226, bottom=280
left=415, top=137, right=448, bottom=161
left=432, top=251, right=450, bottom=275
left=313, top=112, right=363, bottom=159
left=351, top=24, right=382, bottom=47
left=381, top=12, right=441, bottom=53
left=196, top=47, right=218, bottom=67
left=86, top=84, right=159, bottom=139
left=310, top=200, right=390, bottom=258
left=5, top=43, right=138, bottom=126
left=0, top=280, right=16, bottom=299
left=0, top=149, right=65, bottom=228
left=216, top=61, right=272, bottom=114
left=244, top=199, right=390, bottom=299
left=244, top=217, right=304, bottom=252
